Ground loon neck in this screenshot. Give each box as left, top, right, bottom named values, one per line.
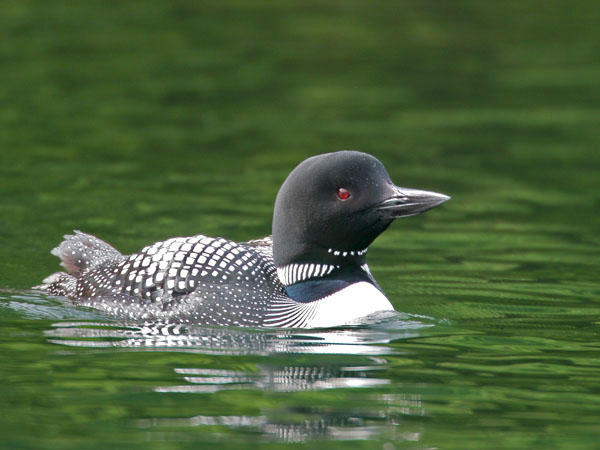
left=280, top=263, right=379, bottom=304
left=276, top=251, right=369, bottom=287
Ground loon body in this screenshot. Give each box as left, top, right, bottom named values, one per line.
left=37, top=151, right=449, bottom=328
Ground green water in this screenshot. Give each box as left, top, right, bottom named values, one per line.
left=1, top=1, right=600, bottom=448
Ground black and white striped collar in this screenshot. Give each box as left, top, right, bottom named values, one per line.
left=276, top=247, right=370, bottom=287
left=276, top=263, right=338, bottom=286
left=276, top=262, right=372, bottom=287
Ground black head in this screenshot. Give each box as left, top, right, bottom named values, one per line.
left=272, top=151, right=449, bottom=268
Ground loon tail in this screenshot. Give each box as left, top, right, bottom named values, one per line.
left=34, top=231, right=122, bottom=295
left=50, top=230, right=122, bottom=276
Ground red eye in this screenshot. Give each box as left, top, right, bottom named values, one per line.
left=337, top=188, right=351, bottom=200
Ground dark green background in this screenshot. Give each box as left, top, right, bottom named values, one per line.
left=1, top=1, right=599, bottom=449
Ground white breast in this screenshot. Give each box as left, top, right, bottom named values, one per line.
left=264, top=282, right=394, bottom=329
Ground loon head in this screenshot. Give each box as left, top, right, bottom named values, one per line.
left=272, top=151, right=449, bottom=283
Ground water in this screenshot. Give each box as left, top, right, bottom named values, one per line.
left=1, top=1, right=600, bottom=448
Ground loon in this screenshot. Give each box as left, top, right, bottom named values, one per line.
left=36, top=151, right=449, bottom=328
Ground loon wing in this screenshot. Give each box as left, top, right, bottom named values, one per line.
left=244, top=235, right=274, bottom=258
left=37, top=232, right=287, bottom=325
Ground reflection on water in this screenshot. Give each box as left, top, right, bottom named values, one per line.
left=136, top=394, right=425, bottom=443
left=138, top=362, right=425, bottom=442
left=158, top=361, right=390, bottom=393
left=2, top=291, right=431, bottom=443
left=45, top=317, right=426, bottom=355
left=46, top=320, right=429, bottom=442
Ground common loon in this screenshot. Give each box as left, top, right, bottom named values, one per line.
left=36, top=151, right=449, bottom=328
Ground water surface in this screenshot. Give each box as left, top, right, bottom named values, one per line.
left=1, top=1, right=599, bottom=449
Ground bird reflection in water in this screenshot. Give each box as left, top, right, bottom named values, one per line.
left=45, top=310, right=425, bottom=356
left=45, top=315, right=429, bottom=443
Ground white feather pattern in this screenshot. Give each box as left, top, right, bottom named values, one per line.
left=276, top=263, right=338, bottom=286
left=264, top=282, right=393, bottom=328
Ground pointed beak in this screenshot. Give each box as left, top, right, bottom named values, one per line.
left=376, top=185, right=450, bottom=219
